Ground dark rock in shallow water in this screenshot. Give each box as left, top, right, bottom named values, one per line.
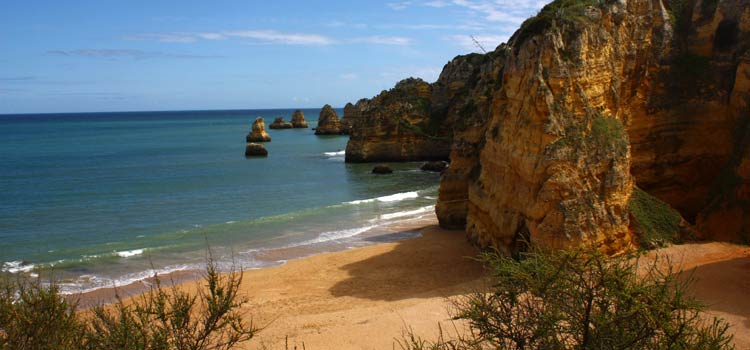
left=246, top=117, right=271, bottom=142
left=245, top=143, right=268, bottom=157
left=291, top=109, right=308, bottom=128
left=269, top=117, right=293, bottom=129
left=421, top=161, right=448, bottom=172
left=372, top=164, right=393, bottom=174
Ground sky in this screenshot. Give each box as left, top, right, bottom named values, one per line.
left=0, top=0, right=547, bottom=114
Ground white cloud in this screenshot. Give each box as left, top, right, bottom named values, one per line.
left=47, top=49, right=220, bottom=60
left=451, top=0, right=528, bottom=24
left=444, top=34, right=509, bottom=52
left=423, top=0, right=450, bottom=7
left=223, top=30, right=335, bottom=45
left=350, top=36, right=412, bottom=46
left=126, top=30, right=413, bottom=47
left=387, top=1, right=413, bottom=10
left=125, top=32, right=198, bottom=43
left=339, top=73, right=359, bottom=80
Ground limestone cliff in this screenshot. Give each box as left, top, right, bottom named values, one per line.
left=347, top=0, right=750, bottom=252
left=345, top=78, right=452, bottom=162
left=448, top=0, right=750, bottom=252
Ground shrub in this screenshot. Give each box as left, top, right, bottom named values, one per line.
left=511, top=0, right=607, bottom=49
left=629, top=187, right=684, bottom=248
left=398, top=247, right=735, bottom=350
left=0, top=258, right=258, bottom=350
left=0, top=277, right=85, bottom=350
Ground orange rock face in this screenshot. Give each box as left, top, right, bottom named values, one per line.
left=440, top=0, right=750, bottom=252
left=348, top=0, right=750, bottom=251
left=345, top=78, right=451, bottom=162
left=246, top=117, right=271, bottom=142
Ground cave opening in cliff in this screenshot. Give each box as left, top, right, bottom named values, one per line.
left=714, top=19, right=739, bottom=52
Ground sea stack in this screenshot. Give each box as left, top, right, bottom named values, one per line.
left=269, top=117, right=293, bottom=129
left=291, top=109, right=308, bottom=128
left=246, top=117, right=271, bottom=142
left=244, top=143, right=268, bottom=157
left=314, top=104, right=344, bottom=135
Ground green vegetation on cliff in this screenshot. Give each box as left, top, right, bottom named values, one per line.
left=629, top=187, right=684, bottom=248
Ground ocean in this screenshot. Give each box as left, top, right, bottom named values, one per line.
left=0, top=109, right=440, bottom=293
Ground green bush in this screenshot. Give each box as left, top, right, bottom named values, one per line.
left=398, top=247, right=734, bottom=350
left=0, top=259, right=258, bottom=350
left=511, top=0, right=607, bottom=48
left=629, top=187, right=684, bottom=249
left=588, top=115, right=629, bottom=156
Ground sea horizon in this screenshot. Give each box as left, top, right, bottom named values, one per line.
left=0, top=106, right=348, bottom=118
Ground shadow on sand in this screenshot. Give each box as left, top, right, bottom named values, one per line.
left=328, top=226, right=488, bottom=301
left=682, top=257, right=750, bottom=327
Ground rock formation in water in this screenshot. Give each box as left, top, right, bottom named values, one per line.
left=372, top=164, right=393, bottom=174
left=291, top=109, right=308, bottom=128
left=421, top=161, right=448, bottom=173
left=246, top=117, right=271, bottom=142
left=345, top=0, right=750, bottom=253
left=345, top=78, right=452, bottom=162
left=245, top=143, right=268, bottom=157
left=269, top=117, right=293, bottom=129
left=315, top=104, right=345, bottom=135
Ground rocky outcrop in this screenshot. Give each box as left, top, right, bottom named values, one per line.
left=372, top=164, right=393, bottom=174
left=291, top=110, right=308, bottom=128
left=341, top=100, right=367, bottom=134
left=315, top=105, right=345, bottom=135
left=245, top=143, right=268, bottom=157
left=347, top=0, right=750, bottom=252
left=345, top=78, right=452, bottom=162
left=269, top=117, right=293, bottom=129
left=445, top=0, right=750, bottom=252
left=246, top=117, right=271, bottom=142
left=421, top=161, right=448, bottom=172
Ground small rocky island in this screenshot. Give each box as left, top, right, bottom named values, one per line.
left=244, top=143, right=268, bottom=157
left=246, top=117, right=271, bottom=142
left=314, top=104, right=345, bottom=135
left=291, top=109, right=308, bottom=128
left=245, top=117, right=270, bottom=157
left=269, top=117, right=293, bottom=129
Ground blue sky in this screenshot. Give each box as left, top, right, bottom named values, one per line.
left=0, top=0, right=546, bottom=114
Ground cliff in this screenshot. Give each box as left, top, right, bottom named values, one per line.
left=347, top=0, right=750, bottom=252
left=345, top=78, right=452, bottom=162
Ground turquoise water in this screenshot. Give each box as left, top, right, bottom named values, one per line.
left=0, top=109, right=440, bottom=292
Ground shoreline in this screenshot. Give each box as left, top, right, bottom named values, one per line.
left=69, top=216, right=750, bottom=349
left=74, top=216, right=491, bottom=349
left=72, top=214, right=445, bottom=307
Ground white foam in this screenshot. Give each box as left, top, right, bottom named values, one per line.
left=116, top=249, right=144, bottom=258
left=380, top=206, right=434, bottom=220
left=58, top=264, right=197, bottom=295
left=2, top=261, right=35, bottom=273
left=324, top=150, right=345, bottom=156
left=344, top=191, right=419, bottom=205
left=226, top=221, right=237, bottom=224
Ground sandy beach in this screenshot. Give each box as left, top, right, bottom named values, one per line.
left=78, top=216, right=750, bottom=349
